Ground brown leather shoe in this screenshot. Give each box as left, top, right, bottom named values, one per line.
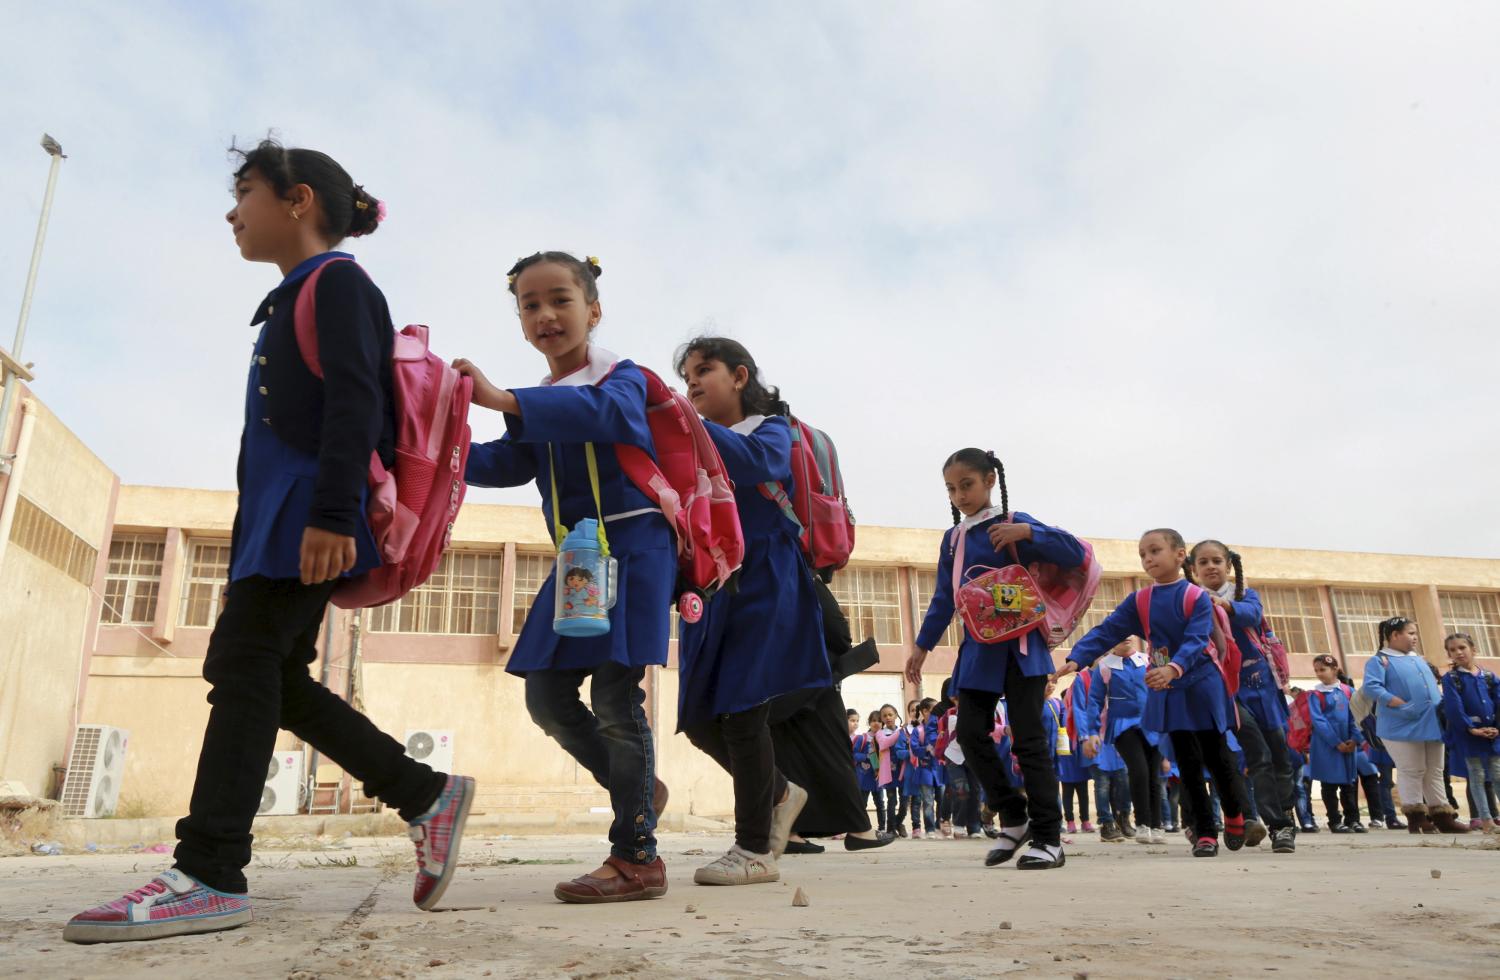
left=554, top=855, right=668, bottom=904
left=654, top=778, right=669, bottom=816
left=1428, top=805, right=1471, bottom=835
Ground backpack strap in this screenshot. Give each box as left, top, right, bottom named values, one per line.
left=1135, top=586, right=1154, bottom=644
left=545, top=443, right=610, bottom=556
left=291, top=257, right=360, bottom=380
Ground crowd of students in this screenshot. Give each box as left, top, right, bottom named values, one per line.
left=56, top=138, right=1497, bottom=945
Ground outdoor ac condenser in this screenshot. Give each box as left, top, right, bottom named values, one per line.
left=404, top=730, right=454, bottom=774
left=60, top=725, right=129, bottom=818
left=259, top=750, right=305, bottom=816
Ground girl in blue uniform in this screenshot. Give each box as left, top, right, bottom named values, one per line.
left=1361, top=617, right=1471, bottom=835
left=68, top=141, right=469, bottom=944
left=1441, top=632, right=1500, bottom=833
left=1063, top=528, right=1251, bottom=857
left=669, top=337, right=833, bottom=883
left=1057, top=677, right=1093, bottom=835
left=852, top=718, right=882, bottom=827
left=1079, top=662, right=1133, bottom=841
left=1307, top=655, right=1361, bottom=831
left=1081, top=641, right=1164, bottom=844
left=902, top=703, right=941, bottom=837
left=906, top=449, right=1086, bottom=870
left=1188, top=540, right=1297, bottom=853
left=457, top=252, right=674, bottom=904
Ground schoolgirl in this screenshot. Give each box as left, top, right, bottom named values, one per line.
left=906, top=449, right=1086, bottom=870
left=1187, top=540, right=1298, bottom=853
left=667, top=337, right=839, bottom=880
left=1361, top=617, right=1470, bottom=835
left=1063, top=528, right=1253, bottom=857
left=935, top=681, right=985, bottom=838
left=1307, top=655, right=1363, bottom=832
left=1079, top=663, right=1133, bottom=842
left=1440, top=632, right=1500, bottom=833
left=902, top=702, right=940, bottom=837
left=456, top=252, right=673, bottom=903
left=875, top=704, right=910, bottom=834
left=852, top=718, right=883, bottom=828
left=1056, top=675, right=1094, bottom=835
left=1079, top=640, right=1165, bottom=844
left=68, top=141, right=469, bottom=943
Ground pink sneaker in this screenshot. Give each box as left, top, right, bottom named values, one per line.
left=64, top=869, right=251, bottom=944
left=409, top=775, right=475, bottom=911
left=1066, top=821, right=1079, bottom=834
left=1081, top=821, right=1095, bottom=833
left=912, top=827, right=924, bottom=839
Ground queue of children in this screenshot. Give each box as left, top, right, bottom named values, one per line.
left=60, top=136, right=1497, bottom=947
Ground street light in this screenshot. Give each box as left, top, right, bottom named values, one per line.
left=0, top=133, right=66, bottom=475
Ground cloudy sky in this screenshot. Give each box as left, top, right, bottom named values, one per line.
left=2, top=2, right=1497, bottom=559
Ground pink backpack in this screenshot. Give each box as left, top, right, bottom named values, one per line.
left=293, top=259, right=473, bottom=610
left=1135, top=583, right=1243, bottom=700
left=947, top=514, right=1102, bottom=650
left=613, top=367, right=744, bottom=618
left=759, top=416, right=856, bottom=574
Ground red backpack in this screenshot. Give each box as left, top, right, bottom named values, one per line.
left=1135, top=583, right=1242, bottom=700
left=1288, top=685, right=1351, bottom=754
left=614, top=367, right=745, bottom=615
left=1063, top=668, right=1093, bottom=746
left=760, top=416, right=855, bottom=574
left=293, top=259, right=472, bottom=610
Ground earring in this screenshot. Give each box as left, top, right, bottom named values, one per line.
left=291, top=211, right=300, bottom=221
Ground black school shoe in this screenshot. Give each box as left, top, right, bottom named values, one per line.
left=1346, top=822, right=1368, bottom=834
left=784, top=840, right=825, bottom=854
left=984, top=824, right=1032, bottom=867
left=844, top=832, right=896, bottom=851
left=1016, top=843, right=1065, bottom=870
left=1300, top=823, right=1320, bottom=833
left=1271, top=827, right=1297, bottom=853
left=1192, top=837, right=1220, bottom=857
left=1329, top=823, right=1352, bottom=834
left=1385, top=818, right=1407, bottom=830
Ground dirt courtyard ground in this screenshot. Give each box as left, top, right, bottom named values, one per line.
left=1, top=826, right=1496, bottom=979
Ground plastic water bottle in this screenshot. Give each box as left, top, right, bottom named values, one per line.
left=554, top=519, right=618, bottom=637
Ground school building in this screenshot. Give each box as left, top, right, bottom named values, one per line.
left=4, top=384, right=1500, bottom=823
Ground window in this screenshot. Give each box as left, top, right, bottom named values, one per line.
left=179, top=541, right=232, bottom=627
left=510, top=552, right=553, bottom=635
left=8, top=495, right=98, bottom=585
left=100, top=535, right=165, bottom=625
left=909, top=569, right=962, bottom=648
left=1257, top=585, right=1331, bottom=656
left=369, top=551, right=503, bottom=634
left=1054, top=577, right=1134, bottom=655
left=1439, top=591, right=1500, bottom=659
left=1330, top=588, right=1415, bottom=659
left=828, top=566, right=902, bottom=645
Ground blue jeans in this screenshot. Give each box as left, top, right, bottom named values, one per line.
left=1092, top=767, right=1131, bottom=824
left=1465, top=756, right=1500, bottom=820
left=524, top=662, right=657, bottom=864
left=1296, top=773, right=1316, bottom=827
left=907, top=784, right=936, bottom=832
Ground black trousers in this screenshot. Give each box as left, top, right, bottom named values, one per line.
left=1061, top=781, right=1090, bottom=823
left=1236, top=707, right=1296, bottom=829
left=174, top=577, right=445, bottom=893
left=1322, top=781, right=1359, bottom=826
left=1359, top=773, right=1385, bottom=823
left=1170, top=730, right=1245, bottom=840
left=955, top=661, right=1062, bottom=846
left=1114, top=728, right=1164, bottom=830
left=685, top=702, right=788, bottom=854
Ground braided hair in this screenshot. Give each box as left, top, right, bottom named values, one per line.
left=942, top=448, right=1007, bottom=527
left=1186, top=539, right=1246, bottom=600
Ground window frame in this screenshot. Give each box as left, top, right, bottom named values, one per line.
left=100, top=534, right=166, bottom=626
left=179, top=540, right=232, bottom=628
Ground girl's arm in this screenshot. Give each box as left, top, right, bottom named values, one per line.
left=893, top=730, right=911, bottom=763
left=1079, top=669, right=1105, bottom=739
left=914, top=534, right=958, bottom=653
left=1168, top=591, right=1215, bottom=678
left=464, top=436, right=539, bottom=489
left=702, top=416, right=792, bottom=486
left=1361, top=654, right=1401, bottom=708
left=1012, top=512, right=1087, bottom=568
left=1227, top=589, right=1264, bottom=631
left=1066, top=595, right=1142, bottom=670
left=505, top=361, right=653, bottom=449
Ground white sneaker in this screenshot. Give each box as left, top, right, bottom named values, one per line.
left=1149, top=827, right=1167, bottom=844
left=693, top=846, right=779, bottom=886
left=1135, top=825, right=1153, bottom=844
left=768, top=782, right=809, bottom=858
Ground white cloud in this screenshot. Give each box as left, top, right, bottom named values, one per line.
left=1, top=1, right=1496, bottom=559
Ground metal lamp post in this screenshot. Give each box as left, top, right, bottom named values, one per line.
left=0, top=133, right=65, bottom=475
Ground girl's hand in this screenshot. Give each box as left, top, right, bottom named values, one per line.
left=1387, top=696, right=1407, bottom=708
left=300, top=527, right=356, bottom=585
left=453, top=358, right=519, bottom=413
left=1338, top=741, right=1355, bottom=753
left=1210, top=594, right=1232, bottom=611
left=1082, top=736, right=1100, bottom=759
left=1146, top=666, right=1177, bottom=690
left=988, top=522, right=1032, bottom=550
left=1056, top=661, right=1080, bottom=677
left=905, top=647, right=929, bottom=686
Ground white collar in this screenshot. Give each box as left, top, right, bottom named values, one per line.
left=1314, top=682, right=1342, bottom=693
left=1214, top=581, right=1237, bottom=600
left=956, top=505, right=1007, bottom=534
left=1100, top=651, right=1149, bottom=671
left=540, top=345, right=618, bottom=388
left=729, top=414, right=768, bottom=435
left=1380, top=646, right=1419, bottom=658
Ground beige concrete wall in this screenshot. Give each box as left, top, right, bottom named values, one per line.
left=0, top=393, right=118, bottom=798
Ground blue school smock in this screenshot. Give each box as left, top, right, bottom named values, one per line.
left=676, top=415, right=830, bottom=729
left=1069, top=580, right=1232, bottom=735
left=915, top=510, right=1086, bottom=695
left=232, top=252, right=382, bottom=582
left=1308, top=685, right=1359, bottom=785
left=1356, top=746, right=1378, bottom=778
left=1041, top=696, right=1064, bottom=772
left=465, top=351, right=673, bottom=675
left=1220, top=587, right=1289, bottom=731
left=1056, top=685, right=1091, bottom=783
left=1088, top=653, right=1150, bottom=744
left=1360, top=649, right=1442, bottom=743
left=926, top=715, right=947, bottom=787
left=901, top=723, right=940, bottom=792
left=1077, top=669, right=1127, bottom=772
left=1441, top=668, right=1500, bottom=763
left=852, top=733, right=880, bottom=793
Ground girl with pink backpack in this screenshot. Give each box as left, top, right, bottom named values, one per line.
left=66, top=140, right=472, bottom=944
left=1060, top=528, right=1254, bottom=858
left=905, top=449, right=1087, bottom=871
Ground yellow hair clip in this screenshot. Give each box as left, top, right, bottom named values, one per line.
left=586, top=255, right=600, bottom=268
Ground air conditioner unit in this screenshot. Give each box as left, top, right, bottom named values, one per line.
left=404, top=730, right=454, bottom=774
left=259, top=750, right=306, bottom=816
left=60, top=725, right=129, bottom=818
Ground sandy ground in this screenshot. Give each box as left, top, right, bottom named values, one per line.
left=1, top=826, right=1497, bottom=979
